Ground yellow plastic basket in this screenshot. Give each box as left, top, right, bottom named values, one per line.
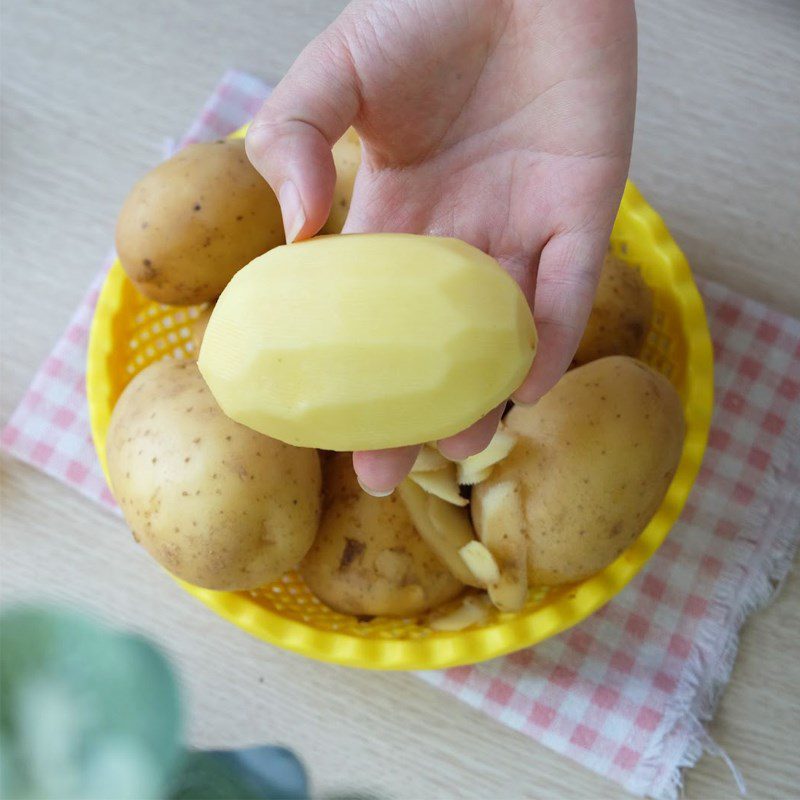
left=88, top=152, right=713, bottom=669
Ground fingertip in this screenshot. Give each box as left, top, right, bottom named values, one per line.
left=245, top=118, right=337, bottom=242
left=352, top=445, right=421, bottom=495
left=356, top=478, right=394, bottom=498
left=437, top=403, right=505, bottom=460
left=511, top=357, right=563, bottom=406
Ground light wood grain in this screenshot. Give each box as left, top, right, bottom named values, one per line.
left=1, top=1, right=799, bottom=798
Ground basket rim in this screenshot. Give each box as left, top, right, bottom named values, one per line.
left=87, top=180, right=714, bottom=670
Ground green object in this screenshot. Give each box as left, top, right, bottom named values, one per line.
left=170, top=749, right=308, bottom=800
left=0, top=607, right=309, bottom=800
left=0, top=607, right=182, bottom=799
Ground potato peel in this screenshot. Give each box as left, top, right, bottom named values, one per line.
left=456, top=463, right=493, bottom=486
left=408, top=464, right=468, bottom=507
left=458, top=541, right=501, bottom=586
left=412, top=445, right=450, bottom=473
left=474, top=480, right=529, bottom=612
left=456, top=428, right=518, bottom=486
left=429, top=594, right=492, bottom=632
left=397, top=479, right=480, bottom=587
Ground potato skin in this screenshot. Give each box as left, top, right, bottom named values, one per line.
left=321, top=128, right=360, bottom=234
left=301, top=454, right=464, bottom=616
left=574, top=255, right=653, bottom=365
left=189, top=305, right=214, bottom=352
left=116, top=140, right=283, bottom=305
left=472, top=357, right=685, bottom=585
left=106, top=360, right=321, bottom=590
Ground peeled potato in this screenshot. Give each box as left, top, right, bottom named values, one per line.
left=106, top=360, right=321, bottom=590
left=321, top=128, right=361, bottom=234
left=472, top=356, right=685, bottom=587
left=116, top=140, right=284, bottom=305
left=300, top=454, right=464, bottom=616
left=199, top=234, right=537, bottom=450
left=574, top=254, right=653, bottom=365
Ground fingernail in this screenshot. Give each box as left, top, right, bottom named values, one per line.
left=279, top=181, right=305, bottom=243
left=357, top=477, right=394, bottom=498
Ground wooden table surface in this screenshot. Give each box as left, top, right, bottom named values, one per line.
left=2, top=1, right=799, bottom=797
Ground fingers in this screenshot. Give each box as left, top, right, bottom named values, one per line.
left=513, top=231, right=604, bottom=404
left=245, top=30, right=360, bottom=242
left=438, top=402, right=506, bottom=460
left=352, top=402, right=506, bottom=497
left=353, top=445, right=421, bottom=497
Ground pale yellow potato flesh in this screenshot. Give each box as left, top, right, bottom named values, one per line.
left=408, top=464, right=468, bottom=506
left=199, top=234, right=537, bottom=451
left=412, top=444, right=450, bottom=472
left=458, top=541, right=501, bottom=585
left=455, top=427, right=517, bottom=486
left=428, top=594, right=491, bottom=631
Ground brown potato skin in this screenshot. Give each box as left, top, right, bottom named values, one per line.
left=472, top=357, right=685, bottom=586
left=301, top=454, right=464, bottom=617
left=189, top=304, right=214, bottom=352
left=574, top=255, right=653, bottom=365
left=106, top=360, right=321, bottom=590
left=116, top=140, right=283, bottom=305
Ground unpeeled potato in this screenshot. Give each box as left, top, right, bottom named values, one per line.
left=473, top=356, right=684, bottom=593
left=189, top=305, right=214, bottom=352
left=300, top=454, right=464, bottom=617
left=106, top=360, right=321, bottom=590
left=116, top=139, right=284, bottom=305
left=574, top=254, right=653, bottom=364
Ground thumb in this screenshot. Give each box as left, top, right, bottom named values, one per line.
left=245, top=31, right=359, bottom=242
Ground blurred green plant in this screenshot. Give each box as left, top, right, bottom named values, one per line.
left=0, top=607, right=308, bottom=800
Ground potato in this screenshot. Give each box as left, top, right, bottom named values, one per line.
left=106, top=360, right=321, bottom=590
left=473, top=357, right=685, bottom=587
left=321, top=128, right=361, bottom=234
left=189, top=304, right=214, bottom=352
left=116, top=140, right=284, bottom=305
left=300, top=454, right=464, bottom=616
left=199, top=234, right=537, bottom=450
left=574, top=254, right=653, bottom=365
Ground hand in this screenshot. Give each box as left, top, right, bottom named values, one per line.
left=246, top=0, right=637, bottom=494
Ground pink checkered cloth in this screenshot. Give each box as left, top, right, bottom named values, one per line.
left=3, top=71, right=799, bottom=799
